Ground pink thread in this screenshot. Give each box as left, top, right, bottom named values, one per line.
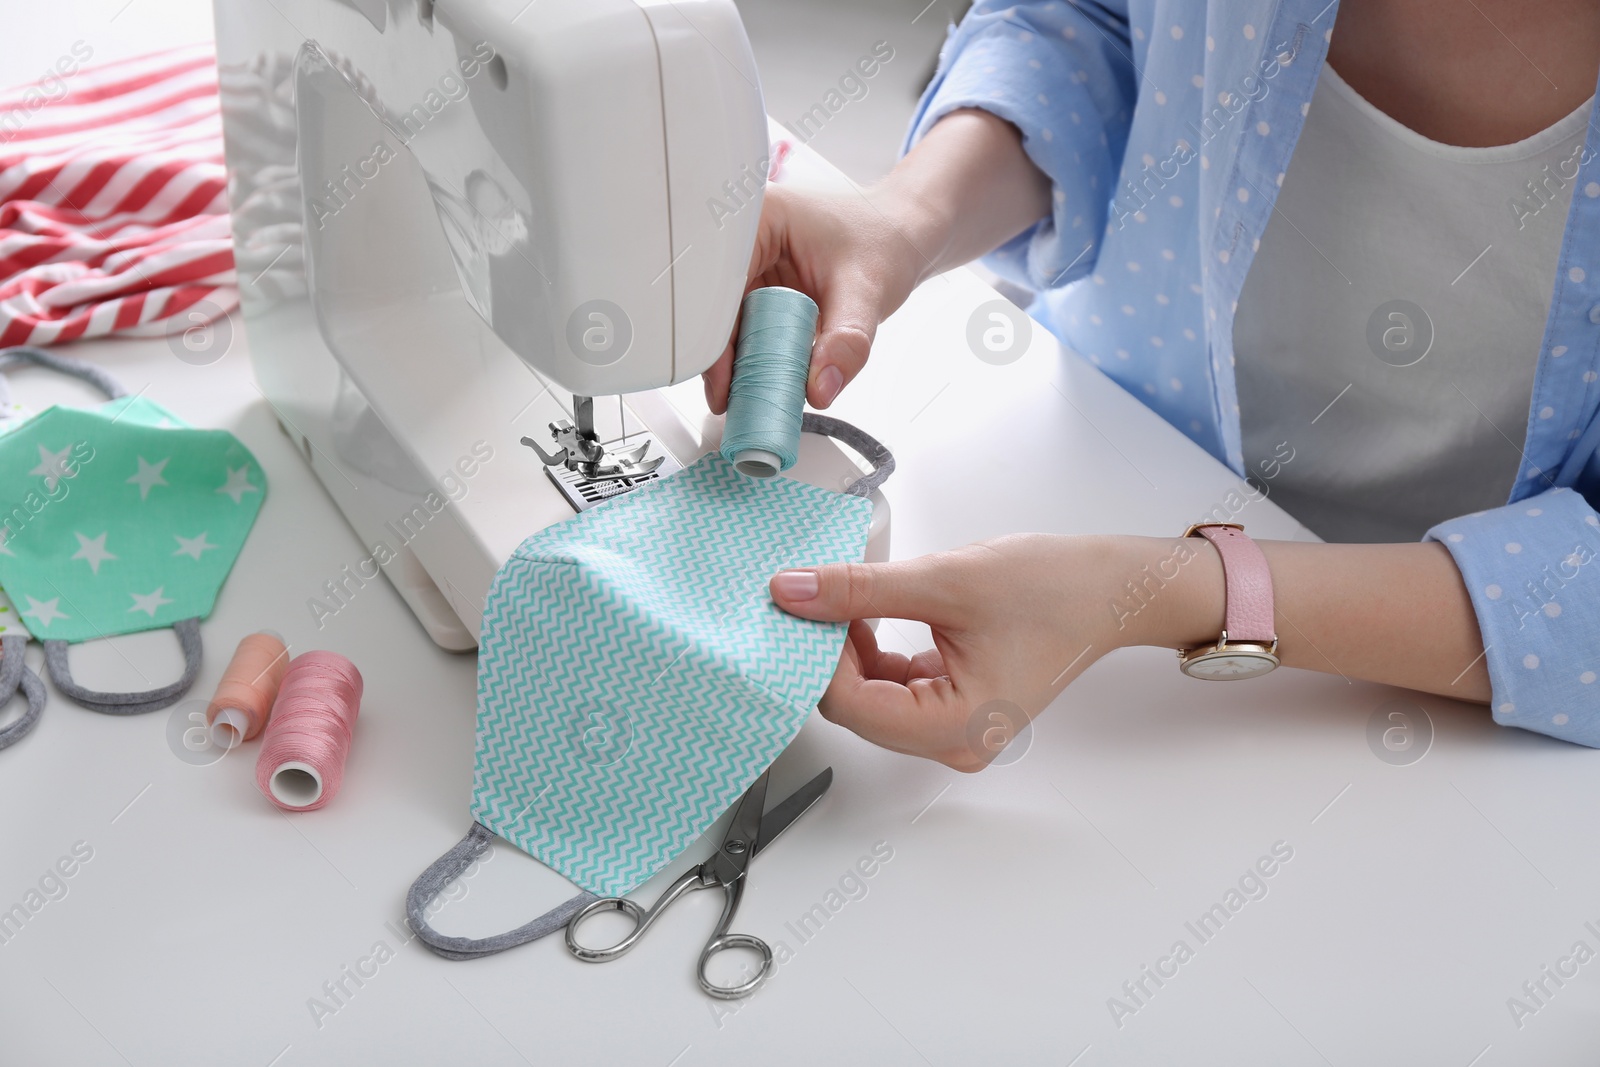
left=255, top=651, right=363, bottom=812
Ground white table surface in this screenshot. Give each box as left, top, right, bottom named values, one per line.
left=5, top=6, right=1600, bottom=1067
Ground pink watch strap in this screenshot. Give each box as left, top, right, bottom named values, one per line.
left=1190, top=525, right=1276, bottom=645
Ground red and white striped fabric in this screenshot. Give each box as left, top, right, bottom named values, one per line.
left=0, top=43, right=234, bottom=347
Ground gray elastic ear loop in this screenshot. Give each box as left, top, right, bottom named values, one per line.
left=0, top=635, right=45, bottom=750
left=800, top=413, right=895, bottom=497
left=43, top=617, right=203, bottom=715
left=406, top=822, right=598, bottom=960
left=0, top=345, right=129, bottom=400
left=408, top=418, right=891, bottom=960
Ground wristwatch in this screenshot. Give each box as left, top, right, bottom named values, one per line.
left=1177, top=522, right=1279, bottom=680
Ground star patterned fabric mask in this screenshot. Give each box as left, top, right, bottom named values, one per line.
left=0, top=348, right=266, bottom=722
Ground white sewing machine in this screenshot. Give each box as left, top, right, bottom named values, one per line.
left=213, top=0, right=889, bottom=649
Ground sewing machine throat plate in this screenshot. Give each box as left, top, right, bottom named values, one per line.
left=544, top=438, right=683, bottom=512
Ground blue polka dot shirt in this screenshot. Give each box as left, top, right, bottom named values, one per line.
left=906, top=0, right=1600, bottom=745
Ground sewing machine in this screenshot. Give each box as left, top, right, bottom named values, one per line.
left=212, top=0, right=890, bottom=649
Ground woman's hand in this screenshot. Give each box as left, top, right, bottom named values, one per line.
left=769, top=534, right=1226, bottom=771
left=770, top=532, right=1496, bottom=770
left=704, top=109, right=1054, bottom=414
left=702, top=183, right=927, bottom=414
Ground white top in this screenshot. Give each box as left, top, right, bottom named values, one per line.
left=1234, top=63, right=1593, bottom=543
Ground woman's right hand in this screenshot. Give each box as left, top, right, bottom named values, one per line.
left=702, top=182, right=930, bottom=414
left=702, top=109, right=1053, bottom=414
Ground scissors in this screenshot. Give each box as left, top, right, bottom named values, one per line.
left=564, top=766, right=833, bottom=999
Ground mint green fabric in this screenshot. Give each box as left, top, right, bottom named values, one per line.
left=472, top=452, right=871, bottom=897
left=0, top=396, right=265, bottom=643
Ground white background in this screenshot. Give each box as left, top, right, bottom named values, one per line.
left=2, top=3, right=1599, bottom=1066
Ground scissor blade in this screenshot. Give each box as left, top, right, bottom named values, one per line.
left=754, top=767, right=833, bottom=857
left=706, top=771, right=769, bottom=885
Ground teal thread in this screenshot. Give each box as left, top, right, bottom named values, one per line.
left=720, top=287, right=818, bottom=477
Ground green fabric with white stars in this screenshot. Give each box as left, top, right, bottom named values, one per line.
left=0, top=396, right=265, bottom=643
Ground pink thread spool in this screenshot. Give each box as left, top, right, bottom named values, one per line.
left=206, top=631, right=290, bottom=749
left=255, top=651, right=363, bottom=812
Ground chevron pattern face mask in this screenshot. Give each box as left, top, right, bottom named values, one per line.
left=471, top=450, right=872, bottom=896
left=405, top=417, right=892, bottom=959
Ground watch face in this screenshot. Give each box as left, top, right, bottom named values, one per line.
left=1182, top=650, right=1278, bottom=680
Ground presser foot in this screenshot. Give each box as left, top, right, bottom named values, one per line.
left=521, top=394, right=678, bottom=512
left=520, top=422, right=665, bottom=482
left=530, top=431, right=682, bottom=513
left=520, top=392, right=666, bottom=483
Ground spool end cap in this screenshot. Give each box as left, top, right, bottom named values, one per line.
left=270, top=760, right=324, bottom=808
left=210, top=707, right=251, bottom=749
left=733, top=449, right=782, bottom=478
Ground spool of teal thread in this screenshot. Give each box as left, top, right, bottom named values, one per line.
left=720, top=286, right=819, bottom=478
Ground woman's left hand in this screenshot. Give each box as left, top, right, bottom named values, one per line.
left=769, top=534, right=1223, bottom=770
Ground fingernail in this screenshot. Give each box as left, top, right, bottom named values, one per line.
left=814, top=365, right=843, bottom=408
left=772, top=570, right=819, bottom=601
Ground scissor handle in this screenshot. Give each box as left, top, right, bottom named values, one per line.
left=693, top=877, right=774, bottom=999
left=697, top=932, right=774, bottom=1000
left=565, top=869, right=702, bottom=962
